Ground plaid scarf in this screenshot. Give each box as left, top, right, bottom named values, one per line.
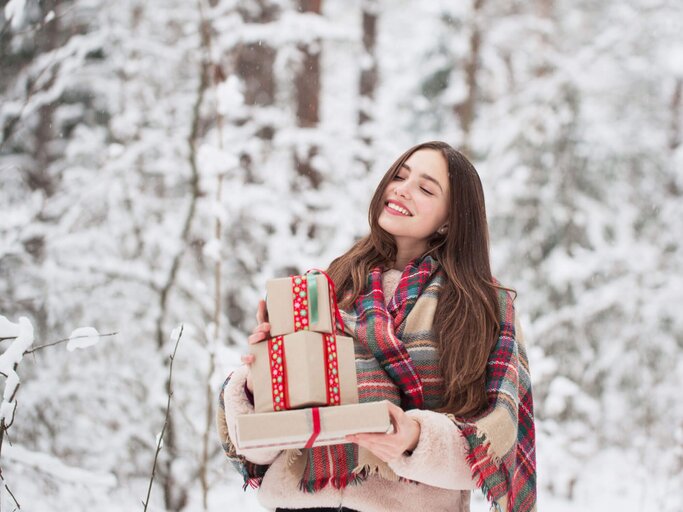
left=218, top=254, right=536, bottom=511
left=448, top=278, right=537, bottom=512
left=295, top=254, right=441, bottom=492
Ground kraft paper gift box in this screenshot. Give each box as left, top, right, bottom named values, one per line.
left=266, top=273, right=335, bottom=337
left=250, top=330, right=358, bottom=413
left=235, top=400, right=393, bottom=451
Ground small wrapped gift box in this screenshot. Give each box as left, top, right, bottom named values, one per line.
left=235, top=401, right=393, bottom=450
left=266, top=272, right=336, bottom=337
left=250, top=330, right=358, bottom=413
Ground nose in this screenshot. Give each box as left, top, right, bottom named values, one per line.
left=394, top=180, right=411, bottom=199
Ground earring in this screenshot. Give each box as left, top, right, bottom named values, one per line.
left=437, top=226, right=447, bottom=234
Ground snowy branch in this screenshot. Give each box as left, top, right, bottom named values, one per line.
left=0, top=316, right=116, bottom=510
left=25, top=331, right=117, bottom=355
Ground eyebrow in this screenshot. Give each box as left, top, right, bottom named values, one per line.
left=400, top=163, right=444, bottom=193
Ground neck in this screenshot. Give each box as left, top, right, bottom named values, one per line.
left=391, top=237, right=428, bottom=271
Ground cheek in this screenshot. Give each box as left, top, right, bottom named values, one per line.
left=431, top=197, right=449, bottom=220
left=419, top=198, right=446, bottom=221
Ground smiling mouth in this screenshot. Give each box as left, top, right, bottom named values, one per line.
left=385, top=201, right=412, bottom=216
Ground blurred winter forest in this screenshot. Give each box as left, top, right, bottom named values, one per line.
left=1, top=0, right=682, bottom=510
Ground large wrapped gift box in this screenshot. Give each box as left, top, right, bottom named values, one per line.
left=250, top=330, right=358, bottom=413
left=235, top=401, right=393, bottom=450
left=266, top=273, right=335, bottom=337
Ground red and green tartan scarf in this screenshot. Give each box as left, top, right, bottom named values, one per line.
left=451, top=277, right=537, bottom=512
left=299, top=254, right=536, bottom=512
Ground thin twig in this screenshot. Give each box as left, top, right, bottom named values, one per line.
left=24, top=332, right=117, bottom=355
left=0, top=473, right=21, bottom=511
left=0, top=362, right=21, bottom=511
left=142, top=325, right=184, bottom=512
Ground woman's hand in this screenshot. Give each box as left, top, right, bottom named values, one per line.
left=241, top=299, right=270, bottom=394
left=344, top=402, right=421, bottom=462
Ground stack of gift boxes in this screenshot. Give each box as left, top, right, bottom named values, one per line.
left=234, top=270, right=392, bottom=451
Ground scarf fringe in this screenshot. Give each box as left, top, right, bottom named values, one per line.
left=452, top=418, right=506, bottom=498
left=242, top=476, right=262, bottom=491
left=298, top=458, right=404, bottom=494
left=473, top=423, right=504, bottom=467
left=462, top=433, right=515, bottom=512
left=465, top=442, right=495, bottom=502
left=298, top=472, right=360, bottom=493
left=285, top=448, right=303, bottom=467
left=351, top=461, right=401, bottom=482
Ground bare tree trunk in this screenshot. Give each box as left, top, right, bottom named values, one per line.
left=535, top=0, right=554, bottom=77
left=31, top=0, right=59, bottom=196
left=667, top=77, right=682, bottom=196
left=453, top=0, right=485, bottom=157
left=357, top=0, right=378, bottom=173
left=234, top=1, right=278, bottom=108
left=232, top=0, right=279, bottom=183
left=293, top=0, right=323, bottom=190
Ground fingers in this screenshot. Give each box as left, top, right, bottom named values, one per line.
left=256, top=299, right=269, bottom=324
left=386, top=403, right=403, bottom=432
left=248, top=322, right=270, bottom=344
left=345, top=406, right=410, bottom=459
left=241, top=353, right=255, bottom=365
left=345, top=432, right=396, bottom=451
left=347, top=435, right=400, bottom=462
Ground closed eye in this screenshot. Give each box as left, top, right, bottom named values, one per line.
left=420, top=187, right=433, bottom=196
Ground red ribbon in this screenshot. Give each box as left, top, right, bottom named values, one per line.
left=304, top=407, right=322, bottom=449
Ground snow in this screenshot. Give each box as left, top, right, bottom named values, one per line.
left=0, top=316, right=33, bottom=424
left=216, top=75, right=245, bottom=115
left=198, top=143, right=239, bottom=177
left=4, top=0, right=27, bottom=30
left=0, top=315, right=21, bottom=339
left=66, top=327, right=101, bottom=351
left=155, top=431, right=164, bottom=450
left=3, top=443, right=117, bottom=487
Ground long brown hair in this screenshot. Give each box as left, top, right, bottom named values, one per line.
left=326, top=141, right=513, bottom=417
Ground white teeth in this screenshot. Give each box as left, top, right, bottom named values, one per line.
left=387, top=202, right=410, bottom=216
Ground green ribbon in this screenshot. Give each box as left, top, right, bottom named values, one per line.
left=306, top=272, right=319, bottom=325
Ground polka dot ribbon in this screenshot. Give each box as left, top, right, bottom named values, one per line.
left=268, top=335, right=289, bottom=411
left=291, top=275, right=311, bottom=332
left=323, top=332, right=340, bottom=405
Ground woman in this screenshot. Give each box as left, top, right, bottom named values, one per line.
left=217, top=141, right=536, bottom=512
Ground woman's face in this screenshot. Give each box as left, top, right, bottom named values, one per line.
left=378, top=148, right=450, bottom=243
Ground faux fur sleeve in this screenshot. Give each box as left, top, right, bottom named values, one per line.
left=221, top=364, right=282, bottom=465
left=387, top=409, right=479, bottom=490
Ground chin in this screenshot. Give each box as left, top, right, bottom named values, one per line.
left=377, top=217, right=396, bottom=234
